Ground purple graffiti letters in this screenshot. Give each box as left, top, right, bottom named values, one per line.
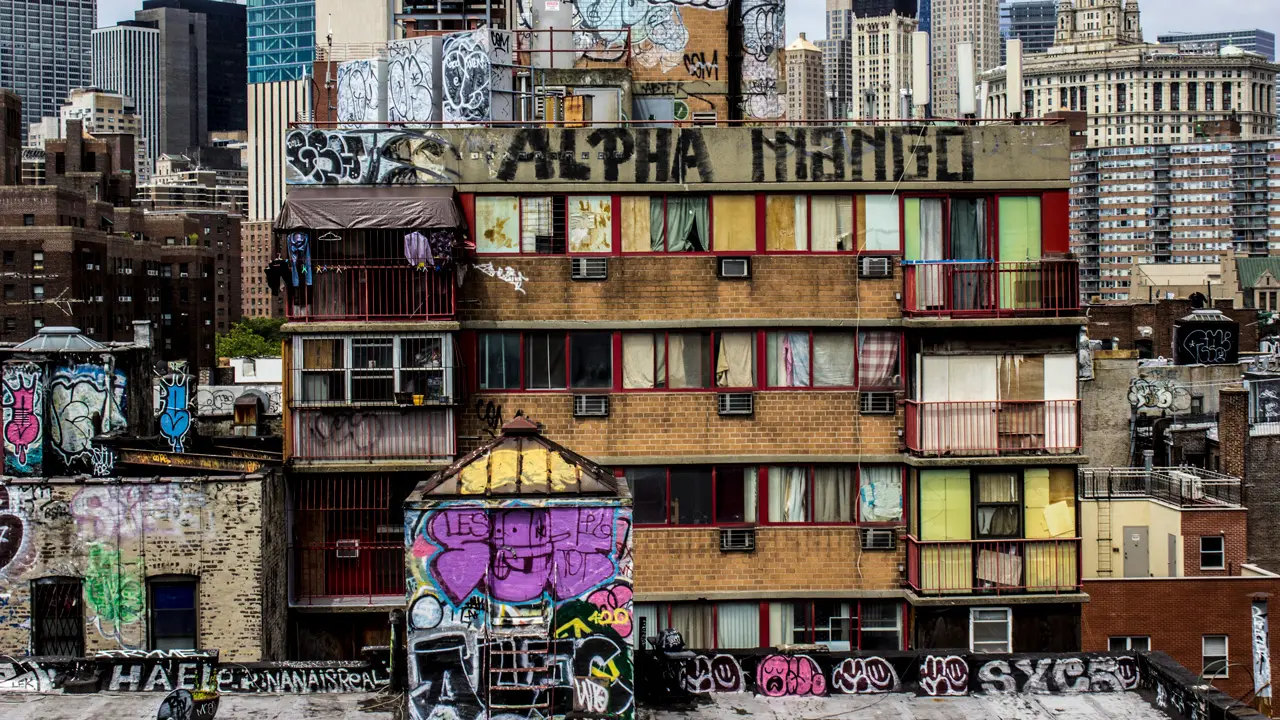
left=832, top=657, right=899, bottom=694
left=920, top=655, right=969, bottom=696
left=756, top=655, right=826, bottom=697
left=426, top=507, right=616, bottom=605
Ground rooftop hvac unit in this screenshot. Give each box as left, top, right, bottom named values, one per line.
left=859, top=256, right=892, bottom=278
left=720, top=527, right=756, bottom=552
left=574, top=394, right=609, bottom=417
left=1168, top=470, right=1205, bottom=500
left=571, top=257, right=608, bottom=280
left=718, top=392, right=754, bottom=416
left=859, top=527, right=896, bottom=551
left=860, top=391, right=896, bottom=415
left=335, top=539, right=360, bottom=559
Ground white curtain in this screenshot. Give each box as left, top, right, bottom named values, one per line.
left=919, top=198, right=945, bottom=306
left=632, top=603, right=662, bottom=648
left=668, top=333, right=694, bottom=388
left=814, top=466, right=854, bottom=522
left=859, top=466, right=903, bottom=523
left=768, top=602, right=796, bottom=646
left=813, top=333, right=855, bottom=387
left=742, top=468, right=759, bottom=524
left=767, top=332, right=810, bottom=387
left=768, top=466, right=808, bottom=522
left=717, top=602, right=760, bottom=649
left=792, top=196, right=808, bottom=250
left=623, top=334, right=660, bottom=389
left=812, top=196, right=852, bottom=251
left=715, top=332, right=755, bottom=388
left=672, top=605, right=713, bottom=650
left=864, top=194, right=900, bottom=251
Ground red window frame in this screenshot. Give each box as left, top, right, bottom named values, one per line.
left=623, top=194, right=718, bottom=254
left=636, top=600, right=907, bottom=651
left=767, top=600, right=908, bottom=650
left=760, top=193, right=904, bottom=255
left=899, top=192, right=1002, bottom=260
left=472, top=194, right=621, bottom=256
left=476, top=331, right=613, bottom=391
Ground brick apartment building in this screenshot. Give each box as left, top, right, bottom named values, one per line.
left=0, top=109, right=241, bottom=368
left=274, top=115, right=1085, bottom=663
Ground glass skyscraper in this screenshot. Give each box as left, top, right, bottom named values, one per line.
left=0, top=0, right=96, bottom=144
left=1157, top=30, right=1276, bottom=62
left=248, top=0, right=315, bottom=83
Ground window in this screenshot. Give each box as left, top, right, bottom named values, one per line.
left=31, top=252, right=42, bottom=271
left=860, top=601, right=903, bottom=650
left=859, top=465, right=903, bottom=523
left=3, top=285, right=13, bottom=299
left=22, top=214, right=34, bottom=226
left=2, top=251, right=13, bottom=266
left=31, top=577, right=83, bottom=656
left=633, top=603, right=716, bottom=649
left=479, top=333, right=521, bottom=389
left=1109, top=636, right=1151, bottom=651
left=648, top=196, right=710, bottom=252
left=525, top=332, right=567, bottom=389
left=351, top=337, right=394, bottom=402
left=242, top=359, right=256, bottom=378
left=149, top=577, right=198, bottom=650
left=300, top=338, right=345, bottom=402
left=1200, top=535, right=1225, bottom=569
left=970, top=607, right=1012, bottom=653
left=975, top=472, right=1021, bottom=538
left=3, top=318, right=14, bottom=332
left=399, top=337, right=446, bottom=399
left=570, top=332, right=612, bottom=389
left=670, top=466, right=714, bottom=525
left=621, top=332, right=712, bottom=389
left=714, top=332, right=755, bottom=388
left=32, top=285, right=43, bottom=300
left=768, top=600, right=903, bottom=651
left=1202, top=635, right=1228, bottom=678
left=766, top=195, right=895, bottom=252
left=628, top=467, right=669, bottom=524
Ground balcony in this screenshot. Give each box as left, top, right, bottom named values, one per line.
left=902, top=260, right=1080, bottom=318
left=1078, top=466, right=1241, bottom=508
left=291, top=408, right=455, bottom=464
left=904, top=400, right=1081, bottom=457
left=285, top=263, right=455, bottom=322
left=905, top=536, right=1081, bottom=596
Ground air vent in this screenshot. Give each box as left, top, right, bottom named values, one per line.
left=859, top=256, right=893, bottom=278
left=859, top=391, right=896, bottom=415
left=858, top=527, right=896, bottom=551
left=718, top=392, right=754, bottom=416
left=720, top=527, right=756, bottom=552
left=574, top=394, right=609, bottom=417
left=571, top=257, right=608, bottom=280
left=718, top=257, right=751, bottom=279
left=335, top=539, right=360, bottom=559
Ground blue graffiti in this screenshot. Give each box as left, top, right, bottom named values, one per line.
left=158, top=375, right=192, bottom=453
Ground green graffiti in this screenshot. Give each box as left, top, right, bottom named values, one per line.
left=83, top=543, right=144, bottom=645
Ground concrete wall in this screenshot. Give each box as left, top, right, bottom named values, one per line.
left=1079, top=499, right=1183, bottom=579
left=0, top=475, right=282, bottom=660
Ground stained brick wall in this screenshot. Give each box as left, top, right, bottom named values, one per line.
left=1181, top=510, right=1248, bottom=578
left=1087, top=299, right=1259, bottom=355
left=1083, top=577, right=1280, bottom=700
left=634, top=527, right=904, bottom=598
left=0, top=476, right=283, bottom=660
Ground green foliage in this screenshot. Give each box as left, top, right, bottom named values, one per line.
left=215, top=318, right=284, bottom=358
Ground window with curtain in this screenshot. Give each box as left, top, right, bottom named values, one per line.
left=858, top=466, right=903, bottom=523
left=811, top=195, right=853, bottom=251
left=714, top=467, right=758, bottom=524
left=857, top=331, right=899, bottom=388
left=301, top=338, right=344, bottom=402
left=948, top=197, right=988, bottom=260
left=475, top=196, right=520, bottom=253
left=716, top=602, right=760, bottom=649
left=766, top=331, right=811, bottom=387
left=976, top=472, right=1020, bottom=538
left=767, top=466, right=808, bottom=522
left=653, top=196, right=710, bottom=252
left=671, top=604, right=714, bottom=650
left=671, top=466, right=713, bottom=525
left=568, top=196, right=613, bottom=253
left=814, top=333, right=855, bottom=387
left=770, top=601, right=853, bottom=649
left=632, top=603, right=661, bottom=647
left=904, top=197, right=944, bottom=261
left=713, top=195, right=756, bottom=251
left=714, top=332, right=755, bottom=388
left=622, top=332, right=711, bottom=389
left=519, top=195, right=566, bottom=253
left=857, top=195, right=900, bottom=252
left=570, top=332, right=612, bottom=389
left=627, top=468, right=668, bottom=524
left=859, top=601, right=902, bottom=650
left=813, top=466, right=854, bottom=522
left=766, top=195, right=808, bottom=251
left=525, top=332, right=567, bottom=389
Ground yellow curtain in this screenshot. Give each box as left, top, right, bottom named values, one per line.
left=621, top=196, right=652, bottom=253
left=1025, top=467, right=1078, bottom=591
left=919, top=469, right=972, bottom=594
left=765, top=195, right=806, bottom=251
left=712, top=195, right=757, bottom=251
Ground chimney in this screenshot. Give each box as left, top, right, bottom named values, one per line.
left=1218, top=384, right=1248, bottom=483
left=799, top=32, right=806, bottom=40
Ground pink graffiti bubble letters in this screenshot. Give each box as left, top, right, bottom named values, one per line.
left=756, top=655, right=826, bottom=697
left=920, top=655, right=969, bottom=696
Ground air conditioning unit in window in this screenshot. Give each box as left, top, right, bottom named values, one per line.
left=859, top=256, right=893, bottom=278
left=720, top=527, right=756, bottom=552
left=858, top=527, right=896, bottom=551
left=571, top=257, right=608, bottom=281
left=718, top=392, right=754, bottom=416
left=859, top=391, right=896, bottom=415
left=574, top=394, right=609, bottom=417
left=335, top=539, right=360, bottom=558
left=718, top=257, right=751, bottom=279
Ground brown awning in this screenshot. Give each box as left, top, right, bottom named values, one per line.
left=273, top=186, right=464, bottom=230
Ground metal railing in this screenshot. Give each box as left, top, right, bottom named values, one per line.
left=515, top=28, right=633, bottom=70
left=904, top=399, right=1081, bottom=456
left=1078, top=466, right=1242, bottom=507
left=902, top=260, right=1081, bottom=317
left=291, top=475, right=408, bottom=604
left=294, top=542, right=406, bottom=603
left=285, top=265, right=455, bottom=322
left=905, top=536, right=1082, bottom=595
left=291, top=408, right=455, bottom=462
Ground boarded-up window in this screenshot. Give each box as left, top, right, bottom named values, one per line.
left=568, top=196, right=612, bottom=253
left=712, top=195, right=756, bottom=251
left=475, top=196, right=520, bottom=253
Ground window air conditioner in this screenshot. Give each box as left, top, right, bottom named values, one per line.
left=858, top=527, right=896, bottom=551
left=859, top=391, right=896, bottom=415
left=574, top=394, right=609, bottom=417
left=335, top=539, right=360, bottom=559
left=571, top=257, right=608, bottom=281
left=720, top=527, right=756, bottom=552
left=718, top=392, right=754, bottom=416
left=718, top=257, right=751, bottom=279
left=859, top=256, right=893, bottom=278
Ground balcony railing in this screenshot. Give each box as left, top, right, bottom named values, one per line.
left=294, top=542, right=405, bottom=605
left=902, top=260, right=1080, bottom=318
left=291, top=408, right=455, bottom=463
left=904, top=400, right=1081, bottom=456
left=1079, top=466, right=1241, bottom=508
left=285, top=265, right=455, bottom=322
left=905, top=536, right=1082, bottom=596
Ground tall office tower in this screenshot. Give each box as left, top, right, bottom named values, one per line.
left=1157, top=30, right=1276, bottom=61
left=851, top=11, right=917, bottom=119
left=0, top=0, right=96, bottom=144
left=854, top=0, right=916, bottom=14
left=930, top=0, right=1000, bottom=117
left=133, top=5, right=209, bottom=155
left=1000, top=0, right=1057, bottom=62
left=92, top=22, right=162, bottom=170
left=248, top=0, right=316, bottom=83
left=787, top=34, right=826, bottom=121
left=143, top=0, right=247, bottom=133
left=818, top=0, right=854, bottom=118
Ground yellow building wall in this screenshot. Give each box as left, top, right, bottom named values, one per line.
left=1080, top=499, right=1183, bottom=578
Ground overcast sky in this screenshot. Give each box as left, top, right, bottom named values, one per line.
left=97, top=0, right=1277, bottom=46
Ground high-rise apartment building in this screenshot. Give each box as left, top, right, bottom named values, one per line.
left=92, top=23, right=161, bottom=173
left=247, top=0, right=316, bottom=83
left=1071, top=139, right=1276, bottom=302
left=142, top=0, right=248, bottom=133
left=930, top=0, right=1001, bottom=117
left=851, top=11, right=916, bottom=119
left=59, top=88, right=153, bottom=184
left=134, top=5, right=209, bottom=156
left=1158, top=30, right=1276, bottom=61
left=0, top=0, right=96, bottom=144
left=786, top=34, right=826, bottom=121
left=818, top=0, right=854, bottom=118
left=1000, top=0, right=1057, bottom=62
left=982, top=1, right=1279, bottom=147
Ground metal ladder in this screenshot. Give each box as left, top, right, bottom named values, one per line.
left=1096, top=496, right=1113, bottom=577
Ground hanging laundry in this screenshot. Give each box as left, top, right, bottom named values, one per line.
left=426, top=230, right=455, bottom=267
left=264, top=257, right=289, bottom=294
left=287, top=231, right=312, bottom=286
left=404, top=231, right=434, bottom=269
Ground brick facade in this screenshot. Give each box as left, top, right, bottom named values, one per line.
left=1087, top=299, right=1259, bottom=356
left=1180, top=510, right=1248, bottom=578
left=1083, top=577, right=1280, bottom=700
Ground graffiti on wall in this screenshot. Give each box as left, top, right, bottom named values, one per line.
left=83, top=542, right=145, bottom=648
left=1254, top=600, right=1271, bottom=700
left=2, top=363, right=43, bottom=476
left=738, top=0, right=784, bottom=119
left=407, top=502, right=633, bottom=720
left=442, top=29, right=513, bottom=124
left=0, top=486, right=32, bottom=578
left=388, top=38, right=439, bottom=124
left=190, top=386, right=281, bottom=417
left=285, top=126, right=986, bottom=186
left=157, top=373, right=192, bottom=453
left=49, top=362, right=126, bottom=476
left=1127, top=377, right=1192, bottom=412
left=71, top=485, right=208, bottom=539
left=336, top=59, right=384, bottom=124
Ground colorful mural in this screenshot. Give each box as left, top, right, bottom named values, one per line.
left=157, top=372, right=192, bottom=454
left=2, top=363, right=44, bottom=476
left=49, top=362, right=127, bottom=477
